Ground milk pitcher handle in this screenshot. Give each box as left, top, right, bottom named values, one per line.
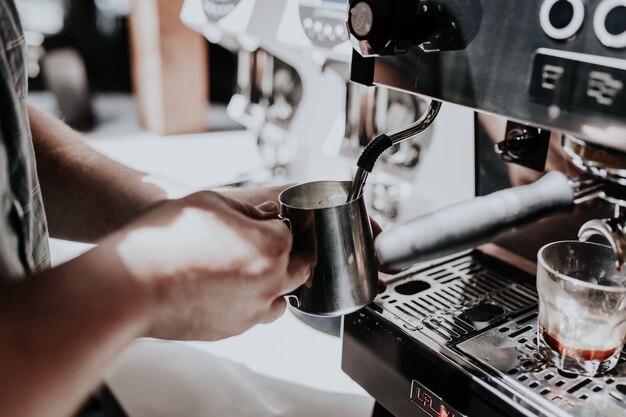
left=278, top=215, right=301, bottom=308
left=278, top=215, right=292, bottom=231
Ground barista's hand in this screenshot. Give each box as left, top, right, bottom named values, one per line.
left=369, top=218, right=398, bottom=280
left=220, top=184, right=392, bottom=282
left=217, top=184, right=293, bottom=208
left=98, top=190, right=310, bottom=341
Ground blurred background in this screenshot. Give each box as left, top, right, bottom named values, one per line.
left=22, top=0, right=237, bottom=128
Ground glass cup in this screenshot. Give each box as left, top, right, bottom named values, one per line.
left=537, top=241, right=626, bottom=376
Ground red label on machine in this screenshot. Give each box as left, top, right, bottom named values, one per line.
left=410, top=380, right=466, bottom=417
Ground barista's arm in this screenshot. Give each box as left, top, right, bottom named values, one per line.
left=0, top=187, right=304, bottom=417
left=0, top=242, right=150, bottom=417
left=28, top=104, right=286, bottom=242
left=29, top=104, right=187, bottom=242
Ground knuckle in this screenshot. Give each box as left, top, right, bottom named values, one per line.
left=265, top=299, right=287, bottom=323
left=273, top=301, right=287, bottom=319
left=164, top=196, right=190, bottom=213
left=296, top=261, right=312, bottom=283
left=252, top=308, right=267, bottom=324
left=255, top=253, right=286, bottom=276
left=254, top=259, right=273, bottom=276
left=181, top=190, right=222, bottom=208
left=258, top=277, right=285, bottom=301
left=181, top=191, right=205, bottom=206
left=261, top=229, right=292, bottom=258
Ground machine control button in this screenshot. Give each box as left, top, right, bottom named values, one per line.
left=540, top=0, right=586, bottom=40
left=594, top=0, right=626, bottom=48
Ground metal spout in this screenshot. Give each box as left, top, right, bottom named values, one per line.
left=578, top=218, right=626, bottom=269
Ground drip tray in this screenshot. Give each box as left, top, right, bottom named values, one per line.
left=377, top=253, right=537, bottom=344
left=458, top=311, right=626, bottom=417
left=366, top=252, right=626, bottom=416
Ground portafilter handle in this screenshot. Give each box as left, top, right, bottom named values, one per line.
left=375, top=171, right=577, bottom=270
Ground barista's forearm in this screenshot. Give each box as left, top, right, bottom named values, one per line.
left=0, top=246, right=150, bottom=417
left=28, top=104, right=189, bottom=242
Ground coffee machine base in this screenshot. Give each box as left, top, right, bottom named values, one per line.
left=342, top=252, right=626, bottom=417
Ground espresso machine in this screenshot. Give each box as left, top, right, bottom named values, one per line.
left=339, top=1, right=626, bottom=416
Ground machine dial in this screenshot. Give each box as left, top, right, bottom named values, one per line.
left=346, top=0, right=481, bottom=57
left=540, top=0, right=586, bottom=41
left=594, top=0, right=626, bottom=48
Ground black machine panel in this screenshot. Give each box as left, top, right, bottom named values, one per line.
left=348, top=0, right=626, bottom=148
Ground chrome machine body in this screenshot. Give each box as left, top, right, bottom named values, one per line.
left=182, top=0, right=351, bottom=183
left=341, top=1, right=626, bottom=417
left=181, top=0, right=304, bottom=181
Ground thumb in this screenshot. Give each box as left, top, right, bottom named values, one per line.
left=254, top=201, right=280, bottom=219
left=257, top=201, right=279, bottom=214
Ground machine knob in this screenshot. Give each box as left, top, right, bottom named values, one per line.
left=494, top=123, right=551, bottom=171
left=594, top=0, right=626, bottom=48
left=347, top=0, right=446, bottom=56
left=540, top=0, right=585, bottom=41
left=349, top=2, right=378, bottom=38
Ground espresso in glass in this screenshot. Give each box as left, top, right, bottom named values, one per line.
left=537, top=241, right=626, bottom=376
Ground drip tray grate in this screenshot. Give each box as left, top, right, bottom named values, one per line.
left=458, top=311, right=626, bottom=417
left=377, top=253, right=537, bottom=343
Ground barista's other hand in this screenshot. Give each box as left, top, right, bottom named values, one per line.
left=98, top=190, right=310, bottom=341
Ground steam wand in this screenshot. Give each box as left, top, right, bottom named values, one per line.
left=346, top=100, right=442, bottom=203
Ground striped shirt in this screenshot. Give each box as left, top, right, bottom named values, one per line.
left=0, top=0, right=50, bottom=279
